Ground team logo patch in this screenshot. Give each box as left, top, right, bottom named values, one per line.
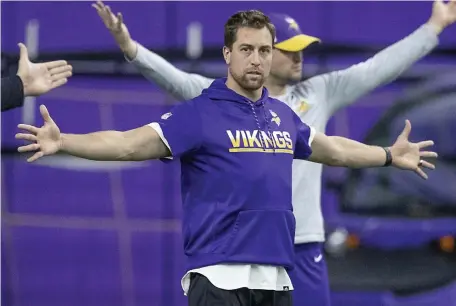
left=285, top=17, right=299, bottom=31
left=161, top=112, right=172, bottom=120
left=269, top=110, right=281, bottom=127
left=298, top=100, right=310, bottom=113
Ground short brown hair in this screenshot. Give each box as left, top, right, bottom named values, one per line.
left=224, top=10, right=276, bottom=49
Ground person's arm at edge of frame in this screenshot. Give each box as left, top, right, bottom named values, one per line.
left=92, top=1, right=214, bottom=101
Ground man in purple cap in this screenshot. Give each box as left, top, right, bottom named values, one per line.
left=93, top=1, right=455, bottom=305
left=18, top=10, right=436, bottom=306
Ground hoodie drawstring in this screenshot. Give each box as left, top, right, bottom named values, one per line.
left=248, top=101, right=277, bottom=154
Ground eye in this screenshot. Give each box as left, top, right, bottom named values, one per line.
left=241, top=47, right=249, bottom=52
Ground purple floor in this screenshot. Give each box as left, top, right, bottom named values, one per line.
left=2, top=76, right=455, bottom=306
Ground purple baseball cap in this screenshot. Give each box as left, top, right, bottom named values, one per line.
left=269, top=13, right=320, bottom=52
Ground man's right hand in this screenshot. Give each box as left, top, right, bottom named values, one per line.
left=16, top=105, right=62, bottom=162
left=92, top=1, right=137, bottom=60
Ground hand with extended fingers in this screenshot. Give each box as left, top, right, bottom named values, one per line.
left=92, top=1, right=137, bottom=59
left=16, top=43, right=72, bottom=97
left=16, top=105, right=62, bottom=162
left=389, top=120, right=438, bottom=180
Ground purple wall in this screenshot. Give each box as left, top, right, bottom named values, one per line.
left=2, top=1, right=456, bottom=52
left=2, top=2, right=456, bottom=306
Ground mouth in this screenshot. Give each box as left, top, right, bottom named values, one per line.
left=246, top=71, right=262, bottom=76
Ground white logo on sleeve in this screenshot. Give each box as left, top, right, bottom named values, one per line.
left=161, top=112, right=172, bottom=120
left=314, top=254, right=323, bottom=263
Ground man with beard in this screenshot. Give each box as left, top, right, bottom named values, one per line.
left=93, top=1, right=456, bottom=304
left=17, top=10, right=437, bottom=306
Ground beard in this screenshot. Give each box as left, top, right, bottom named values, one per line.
left=270, top=68, right=302, bottom=85
left=229, top=67, right=265, bottom=91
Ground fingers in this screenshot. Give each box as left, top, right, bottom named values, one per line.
left=91, top=3, right=100, bottom=12
left=50, top=73, right=71, bottom=87
left=419, top=160, right=435, bottom=170
left=93, top=1, right=109, bottom=18
left=420, top=151, right=438, bottom=158
left=92, top=1, right=102, bottom=12
left=416, top=140, right=437, bottom=158
left=51, top=78, right=69, bottom=90
left=39, top=105, right=53, bottom=123
left=50, top=69, right=72, bottom=83
left=117, top=12, right=124, bottom=30
left=414, top=157, right=436, bottom=180
left=16, top=134, right=44, bottom=163
left=400, top=119, right=412, bottom=139
left=93, top=1, right=118, bottom=28
left=106, top=4, right=114, bottom=17
left=96, top=1, right=105, bottom=9
left=49, top=63, right=72, bottom=76
left=93, top=1, right=107, bottom=12
left=17, top=43, right=29, bottom=61
left=415, top=167, right=429, bottom=180
left=18, top=124, right=39, bottom=134
left=18, top=143, right=40, bottom=153
left=27, top=151, right=44, bottom=163
left=417, top=140, right=434, bottom=149
left=15, top=133, right=37, bottom=142
left=47, top=62, right=72, bottom=87
left=44, top=60, right=69, bottom=70
left=105, top=5, right=117, bottom=28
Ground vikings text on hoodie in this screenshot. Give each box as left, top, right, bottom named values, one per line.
left=148, top=78, right=316, bottom=272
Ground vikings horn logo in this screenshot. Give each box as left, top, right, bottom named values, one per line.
left=270, top=110, right=281, bottom=126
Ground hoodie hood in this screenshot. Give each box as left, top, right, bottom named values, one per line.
left=203, top=78, right=270, bottom=107
left=203, top=78, right=277, bottom=153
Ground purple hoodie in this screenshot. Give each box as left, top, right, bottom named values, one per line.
left=154, top=78, right=315, bottom=271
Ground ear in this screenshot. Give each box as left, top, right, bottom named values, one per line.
left=222, top=46, right=231, bottom=65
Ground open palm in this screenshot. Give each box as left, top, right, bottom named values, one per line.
left=92, top=1, right=131, bottom=49
left=18, top=61, right=53, bottom=96
left=16, top=43, right=72, bottom=97
left=390, top=120, right=437, bottom=180
left=16, top=105, right=61, bottom=162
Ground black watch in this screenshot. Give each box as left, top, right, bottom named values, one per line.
left=383, top=147, right=392, bottom=167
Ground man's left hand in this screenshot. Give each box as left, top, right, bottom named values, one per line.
left=389, top=120, right=438, bottom=180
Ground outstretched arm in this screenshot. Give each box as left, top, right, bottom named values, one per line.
left=292, top=113, right=437, bottom=180
left=128, top=43, right=214, bottom=101
left=304, top=0, right=456, bottom=115
left=58, top=127, right=169, bottom=162
left=16, top=105, right=170, bottom=162
left=92, top=1, right=214, bottom=101
left=2, top=76, right=24, bottom=112
left=308, top=121, right=437, bottom=179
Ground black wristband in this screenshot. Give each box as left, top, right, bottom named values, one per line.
left=383, top=147, right=392, bottom=167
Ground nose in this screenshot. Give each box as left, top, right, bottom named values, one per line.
left=250, top=51, right=260, bottom=66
